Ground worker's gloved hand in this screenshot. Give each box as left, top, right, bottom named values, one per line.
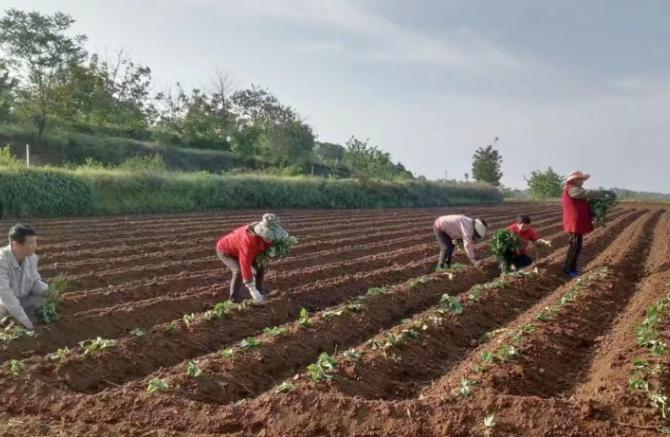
left=244, top=279, right=265, bottom=303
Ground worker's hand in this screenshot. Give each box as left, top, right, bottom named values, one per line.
left=538, top=239, right=552, bottom=247
left=244, top=280, right=265, bottom=303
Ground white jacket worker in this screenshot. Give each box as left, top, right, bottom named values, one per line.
left=433, top=215, right=488, bottom=269
left=0, top=224, right=49, bottom=330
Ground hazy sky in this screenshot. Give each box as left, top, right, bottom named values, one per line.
left=2, top=0, right=669, bottom=191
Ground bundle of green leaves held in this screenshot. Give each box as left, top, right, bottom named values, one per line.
left=490, top=229, right=523, bottom=274
left=590, top=191, right=618, bottom=226
left=34, top=276, right=69, bottom=325
left=256, top=235, right=299, bottom=267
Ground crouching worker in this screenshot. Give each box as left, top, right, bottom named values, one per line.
left=506, top=215, right=551, bottom=270
left=215, top=213, right=288, bottom=303
left=0, top=224, right=50, bottom=330
left=433, top=214, right=488, bottom=270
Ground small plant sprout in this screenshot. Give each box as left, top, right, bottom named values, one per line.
left=366, top=286, right=388, bottom=297
left=402, top=329, right=419, bottom=340
left=186, top=360, right=202, bottom=378
left=8, top=359, right=25, bottom=376
left=481, top=351, right=496, bottom=364
left=440, top=293, right=464, bottom=315
left=307, top=352, right=337, bottom=382
left=298, top=307, right=312, bottom=328
left=459, top=378, right=478, bottom=397
left=628, top=377, right=650, bottom=392
left=323, top=308, right=345, bottom=318
left=182, top=313, right=197, bottom=329
left=79, top=337, right=117, bottom=356
left=212, top=301, right=238, bottom=318
left=221, top=348, right=235, bottom=358
left=240, top=337, right=262, bottom=350
left=467, top=287, right=483, bottom=302
left=408, top=276, right=430, bottom=289
left=346, top=302, right=364, bottom=313
left=47, top=347, right=71, bottom=362
left=130, top=328, right=146, bottom=337
left=274, top=381, right=296, bottom=393
left=263, top=326, right=288, bottom=336
left=633, top=359, right=650, bottom=369
left=147, top=378, right=170, bottom=393
left=498, top=345, right=518, bottom=360
left=164, top=322, right=177, bottom=333
left=343, top=348, right=361, bottom=361
left=484, top=413, right=497, bottom=429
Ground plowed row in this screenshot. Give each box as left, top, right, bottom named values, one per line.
left=0, top=203, right=667, bottom=436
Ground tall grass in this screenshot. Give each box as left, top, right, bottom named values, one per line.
left=0, top=164, right=502, bottom=217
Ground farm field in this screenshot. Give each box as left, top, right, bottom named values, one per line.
left=0, top=203, right=669, bottom=436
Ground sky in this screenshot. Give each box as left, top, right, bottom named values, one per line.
left=2, top=0, right=669, bottom=192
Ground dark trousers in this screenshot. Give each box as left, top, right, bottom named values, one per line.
left=434, top=227, right=455, bottom=269
left=510, top=254, right=533, bottom=269
left=564, top=233, right=584, bottom=273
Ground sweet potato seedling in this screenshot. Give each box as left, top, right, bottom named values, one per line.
left=240, top=337, right=262, bottom=350
left=47, top=347, right=71, bottom=362
left=79, top=337, right=117, bottom=355
left=299, top=308, right=312, bottom=328
left=147, top=378, right=170, bottom=393
left=307, top=352, right=337, bottom=382
left=182, top=313, right=197, bottom=329
left=186, top=360, right=202, bottom=378
left=274, top=382, right=296, bottom=393
left=264, top=326, right=288, bottom=336
left=343, top=348, right=361, bottom=361
left=439, top=293, right=464, bottom=315
left=8, top=359, right=25, bottom=376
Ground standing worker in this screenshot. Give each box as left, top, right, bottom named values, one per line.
left=433, top=214, right=488, bottom=270
left=216, top=213, right=288, bottom=303
left=562, top=170, right=607, bottom=278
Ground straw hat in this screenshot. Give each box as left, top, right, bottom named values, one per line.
left=253, top=213, right=288, bottom=241
left=566, top=170, right=590, bottom=183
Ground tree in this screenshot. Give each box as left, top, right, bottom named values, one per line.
left=0, top=9, right=87, bottom=140
left=0, top=60, right=17, bottom=123
left=525, top=167, right=565, bottom=199
left=345, top=136, right=413, bottom=181
left=258, top=119, right=315, bottom=166
left=315, top=142, right=345, bottom=176
left=472, top=140, right=503, bottom=186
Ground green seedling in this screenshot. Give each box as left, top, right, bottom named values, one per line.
left=633, top=359, right=650, bottom=369
left=459, top=378, right=478, bottom=398
left=47, top=347, right=71, bottom=362
left=481, top=351, right=496, bottom=364
left=408, top=276, right=430, bottom=289
left=366, top=286, right=389, bottom=296
left=299, top=307, right=312, bottom=328
left=402, top=329, right=419, bottom=340
left=240, top=337, right=262, bottom=350
left=0, top=323, right=34, bottom=344
left=307, top=352, right=337, bottom=382
left=440, top=293, right=464, bottom=315
left=186, top=360, right=202, bottom=378
left=221, top=348, right=235, bottom=358
left=263, top=326, right=288, bottom=336
left=35, top=288, right=62, bottom=325
left=628, top=377, right=650, bottom=392
left=343, top=348, right=361, bottom=361
left=467, top=287, right=483, bottom=302
left=130, top=328, right=146, bottom=337
left=147, top=378, right=169, bottom=393
left=484, top=413, right=497, bottom=429
left=346, top=302, right=364, bottom=313
left=211, top=301, right=238, bottom=318
left=497, top=345, right=518, bottom=360
left=79, top=337, right=116, bottom=355
left=164, top=322, right=177, bottom=333
left=323, top=308, right=345, bottom=318
left=182, top=313, right=197, bottom=329
left=274, top=382, right=296, bottom=393
left=8, top=359, right=24, bottom=376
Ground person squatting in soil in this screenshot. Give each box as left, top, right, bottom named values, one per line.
left=0, top=224, right=51, bottom=330
left=562, top=170, right=609, bottom=278
left=433, top=214, right=488, bottom=270
left=215, top=213, right=288, bottom=303
left=505, top=215, right=551, bottom=270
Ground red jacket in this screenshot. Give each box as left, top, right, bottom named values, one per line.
left=562, top=183, right=593, bottom=235
left=216, top=225, right=271, bottom=282
left=507, top=223, right=540, bottom=256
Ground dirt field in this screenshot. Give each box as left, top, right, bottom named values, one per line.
left=0, top=203, right=668, bottom=436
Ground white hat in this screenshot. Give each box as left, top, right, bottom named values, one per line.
left=253, top=213, right=288, bottom=241
left=566, top=170, right=590, bottom=183
left=474, top=219, right=487, bottom=239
